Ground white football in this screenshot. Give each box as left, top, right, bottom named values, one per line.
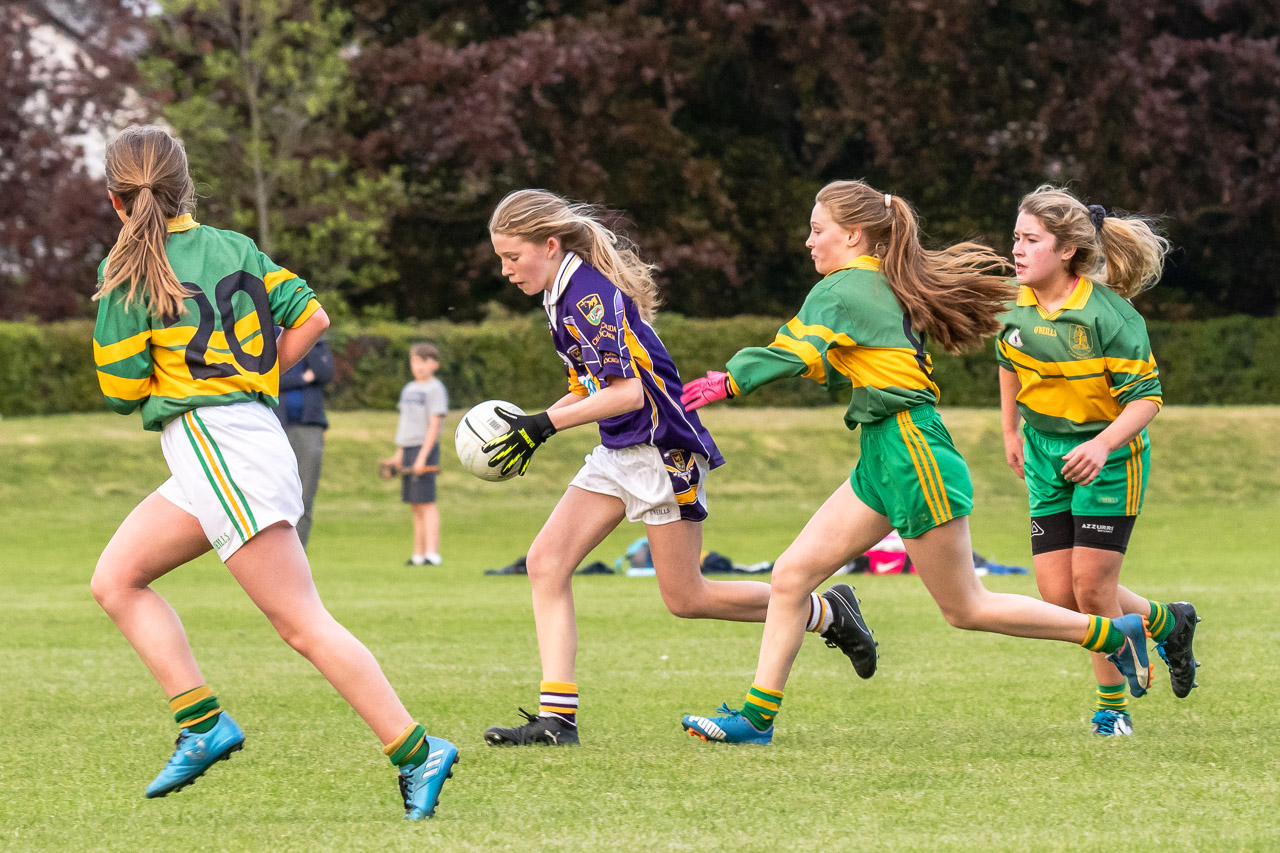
left=455, top=399, right=526, bottom=481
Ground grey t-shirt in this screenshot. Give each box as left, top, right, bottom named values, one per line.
left=395, top=378, right=449, bottom=447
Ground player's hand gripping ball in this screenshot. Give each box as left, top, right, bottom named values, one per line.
left=456, top=400, right=552, bottom=481
left=481, top=408, right=556, bottom=478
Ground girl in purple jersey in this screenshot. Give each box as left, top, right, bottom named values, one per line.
left=481, top=190, right=861, bottom=746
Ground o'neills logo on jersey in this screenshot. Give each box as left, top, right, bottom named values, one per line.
left=577, top=294, right=606, bottom=325
left=1007, top=329, right=1023, bottom=348
left=1068, top=324, right=1095, bottom=358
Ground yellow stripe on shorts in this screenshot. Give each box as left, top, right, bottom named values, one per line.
left=1126, top=434, right=1145, bottom=515
left=896, top=412, right=943, bottom=526
left=905, top=416, right=953, bottom=521
left=184, top=412, right=253, bottom=539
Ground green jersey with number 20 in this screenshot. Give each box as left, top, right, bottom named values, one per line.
left=93, top=215, right=320, bottom=431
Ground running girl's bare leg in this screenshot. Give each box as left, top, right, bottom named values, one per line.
left=906, top=516, right=1092, bottom=640
left=223, top=522, right=410, bottom=744
left=753, top=481, right=894, bottom=690
left=525, top=486, right=626, bottom=684
left=90, top=492, right=212, bottom=696
left=647, top=520, right=771, bottom=621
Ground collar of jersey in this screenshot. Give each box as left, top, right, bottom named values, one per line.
left=1017, top=277, right=1092, bottom=319
left=167, top=214, right=199, bottom=233
left=543, top=252, right=583, bottom=328
left=831, top=255, right=881, bottom=273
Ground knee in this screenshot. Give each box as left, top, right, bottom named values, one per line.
left=88, top=568, right=113, bottom=610
left=1037, top=583, right=1077, bottom=611
left=89, top=558, right=134, bottom=611
left=1072, top=578, right=1114, bottom=614
left=273, top=615, right=328, bottom=658
left=767, top=560, right=814, bottom=604
left=525, top=546, right=573, bottom=590
left=661, top=586, right=710, bottom=620
left=937, top=598, right=983, bottom=631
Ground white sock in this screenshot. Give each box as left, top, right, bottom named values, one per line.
left=410, top=554, right=426, bottom=566
left=807, top=592, right=834, bottom=633
left=423, top=552, right=442, bottom=566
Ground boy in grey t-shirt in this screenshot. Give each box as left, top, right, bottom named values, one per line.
left=384, top=342, right=449, bottom=566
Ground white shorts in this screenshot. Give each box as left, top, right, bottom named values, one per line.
left=156, top=402, right=304, bottom=561
left=569, top=444, right=710, bottom=526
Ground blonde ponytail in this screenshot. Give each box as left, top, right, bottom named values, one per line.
left=95, top=125, right=197, bottom=320
left=1019, top=185, right=1170, bottom=299
left=817, top=180, right=1014, bottom=354
left=489, top=189, right=661, bottom=322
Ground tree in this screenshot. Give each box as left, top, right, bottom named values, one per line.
left=0, top=2, right=139, bottom=321
left=140, top=0, right=406, bottom=299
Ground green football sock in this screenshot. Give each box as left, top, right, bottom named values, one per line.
left=169, top=685, right=222, bottom=733
left=1080, top=615, right=1128, bottom=654
left=1096, top=681, right=1127, bottom=714
left=741, top=684, right=783, bottom=732
left=384, top=723, right=429, bottom=768
left=1147, top=601, right=1175, bottom=643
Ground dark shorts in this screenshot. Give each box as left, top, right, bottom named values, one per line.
left=401, top=443, right=440, bottom=504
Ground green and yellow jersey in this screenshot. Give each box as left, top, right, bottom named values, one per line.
left=995, top=277, right=1162, bottom=436
left=726, top=256, right=939, bottom=428
left=93, top=214, right=320, bottom=432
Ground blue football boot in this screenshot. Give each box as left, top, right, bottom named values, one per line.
left=398, top=736, right=459, bottom=820
left=1090, top=709, right=1134, bottom=737
left=145, top=712, right=244, bottom=798
left=681, top=704, right=773, bottom=745
left=1105, top=613, right=1153, bottom=698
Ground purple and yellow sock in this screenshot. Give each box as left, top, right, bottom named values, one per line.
left=384, top=722, right=430, bottom=768
left=805, top=593, right=832, bottom=634
left=540, top=681, right=578, bottom=727
left=169, top=685, right=222, bottom=734
left=1147, top=600, right=1175, bottom=643
left=1096, top=681, right=1128, bottom=714
left=740, top=684, right=783, bottom=731
left=1080, top=615, right=1128, bottom=654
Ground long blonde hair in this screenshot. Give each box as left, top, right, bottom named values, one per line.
left=816, top=180, right=1014, bottom=354
left=1019, top=185, right=1170, bottom=299
left=94, top=125, right=197, bottom=320
left=489, top=189, right=661, bottom=322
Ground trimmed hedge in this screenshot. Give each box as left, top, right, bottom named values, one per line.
left=3, top=314, right=1278, bottom=418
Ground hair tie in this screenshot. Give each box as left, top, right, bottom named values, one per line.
left=884, top=193, right=893, bottom=209
left=1087, top=204, right=1106, bottom=231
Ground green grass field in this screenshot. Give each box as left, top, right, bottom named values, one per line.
left=2, top=406, right=1278, bottom=851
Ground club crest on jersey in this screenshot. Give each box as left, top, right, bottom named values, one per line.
left=1067, top=324, right=1095, bottom=358
left=1006, top=329, right=1023, bottom=348
left=577, top=294, right=606, bottom=325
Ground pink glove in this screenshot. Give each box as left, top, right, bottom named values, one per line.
left=681, top=371, right=733, bottom=411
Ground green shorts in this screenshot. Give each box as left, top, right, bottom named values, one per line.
left=851, top=405, right=974, bottom=540
left=1022, top=423, right=1150, bottom=517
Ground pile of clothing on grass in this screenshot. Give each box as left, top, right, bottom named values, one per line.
left=485, top=533, right=1026, bottom=577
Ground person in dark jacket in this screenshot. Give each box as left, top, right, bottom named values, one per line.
left=274, top=335, right=335, bottom=547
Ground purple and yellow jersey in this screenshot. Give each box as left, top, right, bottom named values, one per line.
left=995, top=277, right=1162, bottom=435
left=92, top=215, right=320, bottom=431
left=544, top=253, right=723, bottom=468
